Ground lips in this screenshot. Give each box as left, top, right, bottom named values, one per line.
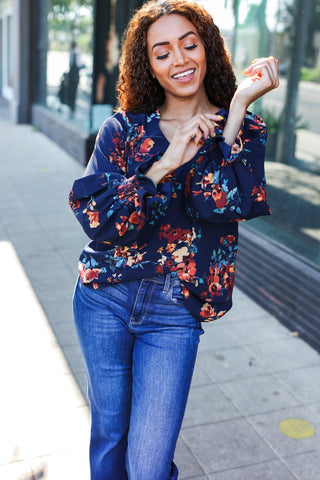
left=172, top=68, right=195, bottom=79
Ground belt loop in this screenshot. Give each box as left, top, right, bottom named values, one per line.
left=163, top=273, right=171, bottom=294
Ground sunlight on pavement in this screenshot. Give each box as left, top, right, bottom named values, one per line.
left=0, top=241, right=90, bottom=480
left=301, top=228, right=320, bottom=242
left=265, top=162, right=320, bottom=207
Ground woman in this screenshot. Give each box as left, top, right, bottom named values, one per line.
left=68, top=41, right=81, bottom=116
left=69, top=1, right=279, bottom=478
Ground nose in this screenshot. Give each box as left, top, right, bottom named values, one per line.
left=173, top=47, right=186, bottom=66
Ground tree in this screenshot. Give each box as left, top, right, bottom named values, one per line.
left=48, top=0, right=93, bottom=52
left=242, top=0, right=268, bottom=115
left=277, top=0, right=312, bottom=164
left=243, top=0, right=268, bottom=56
left=306, top=0, right=320, bottom=65
left=225, top=0, right=241, bottom=55
left=50, top=0, right=91, bottom=8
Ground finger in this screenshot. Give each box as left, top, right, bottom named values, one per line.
left=265, top=59, right=280, bottom=86
left=263, top=57, right=279, bottom=84
left=184, top=113, right=221, bottom=144
left=243, top=57, right=265, bottom=75
left=247, top=61, right=278, bottom=88
left=196, top=120, right=210, bottom=141
left=243, top=56, right=271, bottom=75
left=244, top=57, right=278, bottom=83
left=192, top=129, right=203, bottom=146
left=250, top=66, right=275, bottom=89
left=202, top=113, right=224, bottom=136
left=189, top=116, right=213, bottom=140
left=268, top=58, right=280, bottom=85
left=198, top=116, right=217, bottom=138
left=204, top=113, right=224, bottom=124
left=186, top=122, right=203, bottom=145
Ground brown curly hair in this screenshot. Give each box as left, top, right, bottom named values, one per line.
left=116, top=0, right=237, bottom=113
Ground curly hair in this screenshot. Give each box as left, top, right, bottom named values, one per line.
left=116, top=0, right=237, bottom=113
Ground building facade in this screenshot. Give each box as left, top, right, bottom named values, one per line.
left=0, top=0, right=14, bottom=102
left=0, top=0, right=143, bottom=163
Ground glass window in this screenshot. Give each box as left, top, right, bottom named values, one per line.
left=0, top=10, right=14, bottom=98
left=6, top=14, right=13, bottom=87
left=202, top=0, right=320, bottom=268
left=46, top=0, right=94, bottom=132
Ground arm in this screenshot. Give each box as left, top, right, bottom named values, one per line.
left=223, top=56, right=279, bottom=146
left=184, top=112, right=271, bottom=222
left=183, top=57, right=279, bottom=222
left=144, top=112, right=222, bottom=185
left=69, top=114, right=173, bottom=244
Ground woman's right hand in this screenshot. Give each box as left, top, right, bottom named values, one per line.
left=145, top=112, right=223, bottom=185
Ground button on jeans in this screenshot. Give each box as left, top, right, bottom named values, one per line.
left=73, top=274, right=204, bottom=480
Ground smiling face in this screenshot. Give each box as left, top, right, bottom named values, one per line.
left=147, top=14, right=207, bottom=103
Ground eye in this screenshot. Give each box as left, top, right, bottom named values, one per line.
left=185, top=43, right=198, bottom=50
left=156, top=52, right=170, bottom=60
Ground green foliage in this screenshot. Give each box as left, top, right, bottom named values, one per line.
left=306, top=0, right=320, bottom=62
left=301, top=67, right=320, bottom=83
left=262, top=108, right=282, bottom=135
left=48, top=0, right=93, bottom=52
left=50, top=0, right=91, bottom=8
left=262, top=108, right=308, bottom=135
left=277, top=0, right=320, bottom=64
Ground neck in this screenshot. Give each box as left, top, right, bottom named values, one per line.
left=160, top=88, right=215, bottom=120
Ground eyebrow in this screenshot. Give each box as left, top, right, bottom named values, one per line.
left=151, top=31, right=197, bottom=50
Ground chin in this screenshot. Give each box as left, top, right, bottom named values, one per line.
left=174, top=86, right=204, bottom=99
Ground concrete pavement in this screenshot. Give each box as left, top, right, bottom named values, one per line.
left=1, top=107, right=320, bottom=480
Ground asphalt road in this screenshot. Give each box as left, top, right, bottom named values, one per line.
left=262, top=79, right=320, bottom=134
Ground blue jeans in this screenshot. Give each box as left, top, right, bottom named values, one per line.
left=73, top=274, right=204, bottom=480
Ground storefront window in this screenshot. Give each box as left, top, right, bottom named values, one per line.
left=46, top=0, right=93, bottom=132
left=6, top=14, right=13, bottom=87
left=203, top=0, right=320, bottom=268
left=0, top=2, right=14, bottom=100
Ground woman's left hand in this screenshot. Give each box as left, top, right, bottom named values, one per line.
left=222, top=57, right=279, bottom=146
left=233, top=56, right=279, bottom=110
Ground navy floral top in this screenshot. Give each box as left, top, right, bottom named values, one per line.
left=69, top=108, right=270, bottom=322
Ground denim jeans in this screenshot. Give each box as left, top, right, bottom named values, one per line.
left=73, top=274, right=204, bottom=480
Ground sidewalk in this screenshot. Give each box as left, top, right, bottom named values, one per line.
left=0, top=111, right=320, bottom=480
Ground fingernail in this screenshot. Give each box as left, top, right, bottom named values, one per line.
left=269, top=56, right=274, bottom=59
left=242, top=70, right=247, bottom=75
left=217, top=115, right=224, bottom=120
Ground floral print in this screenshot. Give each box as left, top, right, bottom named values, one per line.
left=69, top=108, right=270, bottom=322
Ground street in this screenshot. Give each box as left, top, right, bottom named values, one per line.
left=262, top=79, right=320, bottom=134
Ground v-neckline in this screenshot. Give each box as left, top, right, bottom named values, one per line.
left=154, top=107, right=169, bottom=144
left=154, top=106, right=225, bottom=145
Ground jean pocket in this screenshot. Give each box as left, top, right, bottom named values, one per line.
left=165, top=282, right=185, bottom=306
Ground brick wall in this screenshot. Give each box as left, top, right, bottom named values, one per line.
left=236, top=224, right=320, bottom=352
left=32, top=104, right=95, bottom=165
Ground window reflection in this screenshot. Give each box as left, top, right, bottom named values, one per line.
left=46, top=1, right=93, bottom=132
left=203, top=0, right=320, bottom=267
